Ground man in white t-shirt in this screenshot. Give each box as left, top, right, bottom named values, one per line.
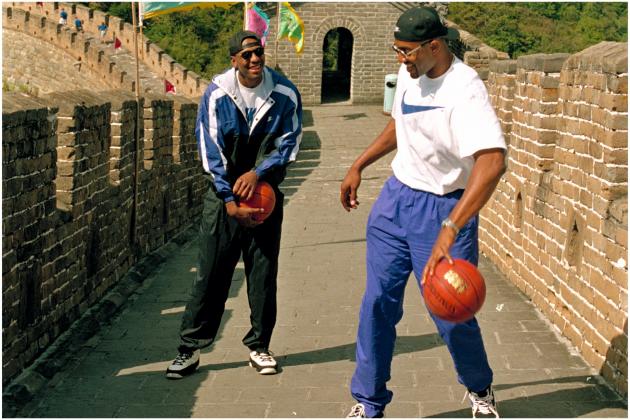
left=341, top=7, right=506, bottom=418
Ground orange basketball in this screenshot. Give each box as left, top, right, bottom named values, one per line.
left=422, top=258, right=486, bottom=323
left=238, top=181, right=276, bottom=222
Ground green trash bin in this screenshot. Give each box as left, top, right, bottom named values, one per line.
left=383, top=73, right=398, bottom=115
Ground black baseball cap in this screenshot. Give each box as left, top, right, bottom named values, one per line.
left=229, top=30, right=262, bottom=56
left=394, top=7, right=459, bottom=42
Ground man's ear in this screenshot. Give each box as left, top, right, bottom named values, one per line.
left=231, top=56, right=237, bottom=68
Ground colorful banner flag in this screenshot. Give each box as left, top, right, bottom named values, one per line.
left=140, top=2, right=237, bottom=20
left=165, top=79, right=176, bottom=94
left=246, top=4, right=270, bottom=46
left=277, top=2, right=304, bottom=54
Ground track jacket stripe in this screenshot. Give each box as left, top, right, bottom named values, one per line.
left=196, top=85, right=232, bottom=200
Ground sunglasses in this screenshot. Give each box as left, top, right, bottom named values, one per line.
left=391, top=39, right=433, bottom=58
left=240, top=47, right=265, bottom=60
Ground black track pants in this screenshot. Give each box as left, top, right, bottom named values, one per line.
left=177, top=187, right=283, bottom=353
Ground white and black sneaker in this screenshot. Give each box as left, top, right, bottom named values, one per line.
left=346, top=403, right=384, bottom=418
left=466, top=385, right=499, bottom=418
left=346, top=403, right=367, bottom=418
left=248, top=350, right=278, bottom=375
left=165, top=349, right=200, bottom=379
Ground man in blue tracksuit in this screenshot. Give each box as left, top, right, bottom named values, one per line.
left=166, top=31, right=302, bottom=379
left=341, top=7, right=506, bottom=418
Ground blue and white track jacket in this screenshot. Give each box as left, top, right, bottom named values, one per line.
left=196, top=66, right=303, bottom=203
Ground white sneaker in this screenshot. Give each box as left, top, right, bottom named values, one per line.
left=165, top=349, right=200, bottom=379
left=249, top=350, right=278, bottom=375
left=346, top=403, right=367, bottom=418
left=466, top=386, right=499, bottom=418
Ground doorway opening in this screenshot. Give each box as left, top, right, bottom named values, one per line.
left=321, top=27, right=353, bottom=103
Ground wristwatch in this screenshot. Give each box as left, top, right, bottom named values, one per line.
left=441, top=217, right=460, bottom=235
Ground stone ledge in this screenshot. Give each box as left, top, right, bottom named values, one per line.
left=490, top=59, right=517, bottom=74
left=564, top=41, right=628, bottom=74
left=517, top=53, right=570, bottom=73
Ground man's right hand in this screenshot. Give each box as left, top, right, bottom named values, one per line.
left=340, top=167, right=361, bottom=212
left=225, top=201, right=264, bottom=228
left=339, top=118, right=398, bottom=212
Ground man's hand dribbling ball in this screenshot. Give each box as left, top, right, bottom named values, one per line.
left=422, top=258, right=486, bottom=323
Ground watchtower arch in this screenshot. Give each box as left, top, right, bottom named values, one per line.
left=321, top=27, right=354, bottom=103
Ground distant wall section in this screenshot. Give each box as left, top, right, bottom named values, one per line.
left=2, top=27, right=112, bottom=95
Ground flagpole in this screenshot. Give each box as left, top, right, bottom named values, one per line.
left=275, top=2, right=280, bottom=69
left=138, top=2, right=144, bottom=58
left=131, top=1, right=141, bottom=245
left=244, top=1, right=247, bottom=30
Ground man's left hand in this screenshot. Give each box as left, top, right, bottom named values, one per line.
left=233, top=170, right=258, bottom=201
left=421, top=227, right=457, bottom=285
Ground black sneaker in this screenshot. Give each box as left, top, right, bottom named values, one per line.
left=165, top=350, right=200, bottom=379
left=248, top=350, right=278, bottom=375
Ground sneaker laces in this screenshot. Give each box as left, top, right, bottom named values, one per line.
left=464, top=389, right=499, bottom=418
left=172, top=352, right=194, bottom=366
left=347, top=403, right=366, bottom=418
left=255, top=350, right=275, bottom=362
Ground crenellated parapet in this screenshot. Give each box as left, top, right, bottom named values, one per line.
left=1, top=90, right=209, bottom=385
left=481, top=41, right=628, bottom=397
left=4, top=6, right=136, bottom=94
left=3, top=3, right=196, bottom=97
left=445, top=21, right=510, bottom=80
left=6, top=2, right=209, bottom=97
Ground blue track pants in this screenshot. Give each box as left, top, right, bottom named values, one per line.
left=350, top=176, right=493, bottom=417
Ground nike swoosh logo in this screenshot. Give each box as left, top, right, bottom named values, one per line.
left=401, top=91, right=444, bottom=115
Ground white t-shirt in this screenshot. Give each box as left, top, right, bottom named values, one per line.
left=237, top=74, right=267, bottom=127
left=391, top=58, right=506, bottom=195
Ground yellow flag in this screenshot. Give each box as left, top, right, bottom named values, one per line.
left=277, top=2, right=305, bottom=54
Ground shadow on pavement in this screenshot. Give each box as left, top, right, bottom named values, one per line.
left=431, top=375, right=627, bottom=418
left=121, top=333, right=444, bottom=377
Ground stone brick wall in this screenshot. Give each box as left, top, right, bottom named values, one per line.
left=265, top=2, right=403, bottom=105
left=262, top=2, right=504, bottom=105
left=2, top=27, right=110, bottom=96
left=487, top=59, right=517, bottom=142
left=8, top=2, right=207, bottom=97
left=480, top=41, right=628, bottom=397
left=2, top=90, right=208, bottom=385
left=2, top=5, right=166, bottom=96
left=249, top=2, right=509, bottom=105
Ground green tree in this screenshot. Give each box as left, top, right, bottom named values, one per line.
left=323, top=29, right=340, bottom=71
left=448, top=2, right=627, bottom=58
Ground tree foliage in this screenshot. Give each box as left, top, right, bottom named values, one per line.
left=323, top=29, right=340, bottom=71
left=448, top=2, right=627, bottom=58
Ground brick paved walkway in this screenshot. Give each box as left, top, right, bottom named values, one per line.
left=14, top=105, right=627, bottom=418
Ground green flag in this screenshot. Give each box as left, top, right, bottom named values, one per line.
left=277, top=2, right=305, bottom=54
